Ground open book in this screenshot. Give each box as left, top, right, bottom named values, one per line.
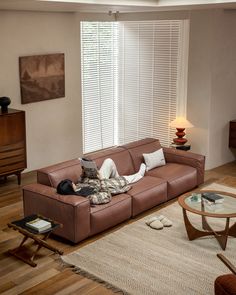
left=79, top=158, right=98, bottom=179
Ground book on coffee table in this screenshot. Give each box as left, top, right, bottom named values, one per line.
left=25, top=217, right=52, bottom=233
left=202, top=192, right=224, bottom=204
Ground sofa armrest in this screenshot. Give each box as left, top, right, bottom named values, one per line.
left=23, top=183, right=90, bottom=243
left=163, top=147, right=205, bottom=185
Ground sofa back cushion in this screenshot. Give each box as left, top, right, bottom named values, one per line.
left=87, top=147, right=135, bottom=176
left=37, top=159, right=82, bottom=188
left=122, top=138, right=162, bottom=172
left=37, top=147, right=135, bottom=188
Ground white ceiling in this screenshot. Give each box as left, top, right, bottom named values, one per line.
left=1, top=0, right=236, bottom=13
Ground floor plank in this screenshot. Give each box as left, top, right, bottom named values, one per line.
left=21, top=270, right=86, bottom=295
left=1, top=269, right=59, bottom=295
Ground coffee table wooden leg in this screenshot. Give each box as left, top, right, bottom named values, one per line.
left=202, top=215, right=209, bottom=231
left=182, top=208, right=214, bottom=240
left=183, top=210, right=234, bottom=250
left=199, top=217, right=230, bottom=250
left=209, top=218, right=230, bottom=251
left=228, top=221, right=236, bottom=237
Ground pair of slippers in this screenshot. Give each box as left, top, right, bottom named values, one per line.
left=146, top=215, right=172, bottom=230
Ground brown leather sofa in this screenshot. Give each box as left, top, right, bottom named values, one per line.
left=215, top=254, right=236, bottom=295
left=23, top=138, right=205, bottom=243
left=215, top=274, right=236, bottom=295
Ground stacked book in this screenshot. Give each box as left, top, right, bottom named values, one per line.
left=202, top=192, right=224, bottom=205
left=25, top=217, right=52, bottom=233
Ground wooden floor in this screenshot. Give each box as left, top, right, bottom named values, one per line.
left=0, top=161, right=236, bottom=295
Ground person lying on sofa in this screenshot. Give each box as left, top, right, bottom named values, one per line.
left=82, top=158, right=146, bottom=184
left=57, top=158, right=146, bottom=205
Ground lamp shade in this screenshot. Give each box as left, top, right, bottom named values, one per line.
left=169, top=117, right=194, bottom=128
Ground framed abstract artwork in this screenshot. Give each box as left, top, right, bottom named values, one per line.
left=19, top=53, right=65, bottom=104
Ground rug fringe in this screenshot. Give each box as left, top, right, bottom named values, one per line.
left=62, top=260, right=129, bottom=295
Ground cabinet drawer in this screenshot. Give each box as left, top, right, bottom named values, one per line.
left=0, top=111, right=25, bottom=146
left=0, top=142, right=25, bottom=153
left=0, top=155, right=25, bottom=167
left=0, top=148, right=25, bottom=160
left=0, top=161, right=25, bottom=174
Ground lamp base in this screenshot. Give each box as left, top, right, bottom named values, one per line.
left=173, top=128, right=187, bottom=145
left=173, top=138, right=187, bottom=145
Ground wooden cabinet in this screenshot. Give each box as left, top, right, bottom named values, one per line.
left=0, top=109, right=26, bottom=184
left=229, top=120, right=236, bottom=148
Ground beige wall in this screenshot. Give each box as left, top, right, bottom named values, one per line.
left=208, top=9, right=236, bottom=168
left=187, top=10, right=212, bottom=166
left=187, top=9, right=236, bottom=169
left=0, top=11, right=82, bottom=171
left=0, top=9, right=235, bottom=172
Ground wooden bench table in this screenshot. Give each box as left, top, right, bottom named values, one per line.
left=8, top=214, right=63, bottom=267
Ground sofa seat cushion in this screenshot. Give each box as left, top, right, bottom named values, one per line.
left=90, top=193, right=132, bottom=236
left=146, top=163, right=198, bottom=200
left=127, top=176, right=167, bottom=217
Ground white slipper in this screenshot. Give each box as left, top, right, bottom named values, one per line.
left=157, top=215, right=173, bottom=227
left=145, top=216, right=158, bottom=226
left=149, top=220, right=164, bottom=230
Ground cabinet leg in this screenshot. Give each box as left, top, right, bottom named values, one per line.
left=0, top=176, right=7, bottom=184
left=16, top=172, right=21, bottom=185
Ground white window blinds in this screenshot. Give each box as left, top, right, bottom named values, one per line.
left=118, top=20, right=188, bottom=147
left=81, top=22, right=118, bottom=153
left=81, top=20, right=189, bottom=153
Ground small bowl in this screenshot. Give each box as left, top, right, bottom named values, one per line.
left=0, top=97, right=11, bottom=112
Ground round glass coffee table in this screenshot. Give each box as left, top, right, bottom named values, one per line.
left=178, top=190, right=236, bottom=250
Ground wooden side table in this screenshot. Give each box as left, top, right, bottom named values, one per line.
left=170, top=143, right=191, bottom=151
left=8, top=214, right=63, bottom=267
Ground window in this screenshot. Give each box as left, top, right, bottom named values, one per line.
left=81, top=20, right=189, bottom=153
left=81, top=22, right=118, bottom=153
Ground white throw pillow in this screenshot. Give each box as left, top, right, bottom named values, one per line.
left=143, top=148, right=166, bottom=171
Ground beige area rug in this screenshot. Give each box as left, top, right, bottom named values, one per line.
left=62, top=181, right=236, bottom=295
